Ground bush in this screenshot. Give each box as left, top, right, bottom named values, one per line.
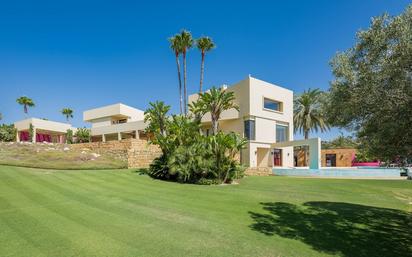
left=75, top=127, right=91, bottom=143
left=0, top=124, right=16, bottom=142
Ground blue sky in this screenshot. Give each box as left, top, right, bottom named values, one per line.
left=0, top=0, right=410, bottom=140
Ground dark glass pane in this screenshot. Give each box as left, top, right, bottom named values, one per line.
left=264, top=98, right=280, bottom=111
left=244, top=120, right=255, bottom=140
left=276, top=125, right=288, bottom=142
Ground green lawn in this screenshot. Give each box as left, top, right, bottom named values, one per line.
left=0, top=165, right=411, bottom=257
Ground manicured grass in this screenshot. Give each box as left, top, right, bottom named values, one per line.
left=0, top=165, right=411, bottom=257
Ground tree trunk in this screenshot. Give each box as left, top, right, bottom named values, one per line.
left=199, top=51, right=205, bottom=93
left=175, top=52, right=183, bottom=115
left=211, top=115, right=218, bottom=135
left=24, top=105, right=28, bottom=114
left=304, top=130, right=309, bottom=166
left=183, top=50, right=188, bottom=116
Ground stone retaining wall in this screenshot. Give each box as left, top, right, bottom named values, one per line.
left=70, top=139, right=161, bottom=169
left=245, top=167, right=272, bottom=176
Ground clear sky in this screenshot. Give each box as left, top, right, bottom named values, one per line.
left=0, top=0, right=410, bottom=140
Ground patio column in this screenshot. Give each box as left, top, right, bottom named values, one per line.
left=16, top=131, right=20, bottom=142
left=135, top=130, right=139, bottom=139
left=102, top=134, right=106, bottom=143
left=117, top=132, right=121, bottom=141
left=308, top=138, right=321, bottom=169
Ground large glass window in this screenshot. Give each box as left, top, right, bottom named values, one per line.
left=276, top=125, right=288, bottom=142
left=264, top=98, right=282, bottom=112
left=244, top=120, right=255, bottom=140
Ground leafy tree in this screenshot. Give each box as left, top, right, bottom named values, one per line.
left=196, top=36, right=215, bottom=93
left=322, top=134, right=358, bottom=149
left=61, top=108, right=73, bottom=122
left=16, top=96, right=35, bottom=115
left=0, top=124, right=16, bottom=142
left=179, top=30, right=194, bottom=115
left=169, top=34, right=184, bottom=114
left=191, top=87, right=239, bottom=135
left=28, top=123, right=34, bottom=142
left=328, top=5, right=412, bottom=163
left=75, top=128, right=91, bottom=143
left=294, top=88, right=329, bottom=139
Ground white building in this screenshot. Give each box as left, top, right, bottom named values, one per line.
left=189, top=76, right=297, bottom=168
left=14, top=118, right=75, bottom=143
left=83, top=103, right=147, bottom=142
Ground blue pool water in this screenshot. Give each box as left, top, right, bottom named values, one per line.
left=273, top=167, right=402, bottom=178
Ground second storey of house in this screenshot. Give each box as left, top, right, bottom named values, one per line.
left=189, top=76, right=294, bottom=144
left=83, top=103, right=146, bottom=141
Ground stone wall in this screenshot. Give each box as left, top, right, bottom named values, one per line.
left=245, top=167, right=272, bottom=176
left=321, top=148, right=356, bottom=167
left=70, top=139, right=161, bottom=169
left=127, top=140, right=162, bottom=168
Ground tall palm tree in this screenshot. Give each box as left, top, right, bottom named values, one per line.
left=294, top=88, right=329, bottom=165
left=194, top=87, right=239, bottom=135
left=179, top=30, right=194, bottom=115
left=196, top=37, right=215, bottom=93
left=293, top=88, right=329, bottom=139
left=61, top=108, right=74, bottom=122
left=16, top=96, right=35, bottom=115
left=169, top=34, right=184, bottom=114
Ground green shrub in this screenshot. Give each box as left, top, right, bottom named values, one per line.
left=0, top=124, right=16, bottom=142
left=75, top=127, right=91, bottom=143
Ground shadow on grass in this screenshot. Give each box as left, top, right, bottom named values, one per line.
left=249, top=201, right=412, bottom=257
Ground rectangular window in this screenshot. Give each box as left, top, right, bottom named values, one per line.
left=244, top=120, right=255, bottom=140
left=276, top=125, right=288, bottom=142
left=264, top=98, right=282, bottom=112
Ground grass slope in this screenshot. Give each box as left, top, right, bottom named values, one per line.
left=0, top=143, right=126, bottom=169
left=0, top=165, right=411, bottom=257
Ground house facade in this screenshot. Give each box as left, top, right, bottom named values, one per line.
left=14, top=118, right=75, bottom=143
left=189, top=76, right=294, bottom=168
left=83, top=103, right=147, bottom=142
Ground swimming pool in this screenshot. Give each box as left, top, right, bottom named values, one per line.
left=273, top=167, right=403, bottom=178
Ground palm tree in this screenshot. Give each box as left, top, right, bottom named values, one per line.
left=294, top=88, right=329, bottom=165
left=61, top=108, right=74, bottom=122
left=196, top=37, right=215, bottom=93
left=179, top=30, right=194, bottom=115
left=294, top=88, right=329, bottom=139
left=144, top=101, right=171, bottom=137
left=16, top=96, right=35, bottom=115
left=194, top=87, right=239, bottom=135
left=169, top=34, right=184, bottom=114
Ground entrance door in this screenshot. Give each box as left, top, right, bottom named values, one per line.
left=273, top=149, right=282, bottom=166
left=325, top=154, right=336, bottom=167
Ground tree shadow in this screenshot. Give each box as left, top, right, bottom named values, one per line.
left=249, top=201, right=412, bottom=257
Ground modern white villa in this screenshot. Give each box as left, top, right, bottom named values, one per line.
left=13, top=76, right=322, bottom=169
left=189, top=75, right=321, bottom=169
left=83, top=103, right=147, bottom=142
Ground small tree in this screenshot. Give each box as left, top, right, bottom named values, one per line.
left=28, top=123, right=34, bottom=142
left=191, top=87, right=239, bottom=135
left=66, top=129, right=74, bottom=144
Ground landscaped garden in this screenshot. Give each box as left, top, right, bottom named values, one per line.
left=0, top=165, right=411, bottom=257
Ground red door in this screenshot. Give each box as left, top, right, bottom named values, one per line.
left=273, top=149, right=282, bottom=166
